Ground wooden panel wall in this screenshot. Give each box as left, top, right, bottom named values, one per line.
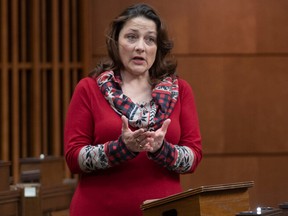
left=90, top=0, right=288, bottom=209
left=0, top=0, right=91, bottom=183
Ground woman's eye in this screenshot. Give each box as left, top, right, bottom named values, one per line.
left=126, top=35, right=137, bottom=42
left=145, top=37, right=156, bottom=45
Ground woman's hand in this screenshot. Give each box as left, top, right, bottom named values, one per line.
left=144, top=119, right=171, bottom=153
left=121, top=116, right=152, bottom=152
left=121, top=116, right=171, bottom=153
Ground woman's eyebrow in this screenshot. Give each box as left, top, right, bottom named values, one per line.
left=128, top=28, right=156, bottom=35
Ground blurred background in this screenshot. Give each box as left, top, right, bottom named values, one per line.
left=1, top=0, right=288, bottom=211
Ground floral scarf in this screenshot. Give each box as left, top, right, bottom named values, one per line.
left=97, top=71, right=178, bottom=131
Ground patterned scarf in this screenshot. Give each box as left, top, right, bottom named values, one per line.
left=97, top=71, right=178, bottom=131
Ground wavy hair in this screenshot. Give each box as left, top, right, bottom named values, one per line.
left=89, top=3, right=177, bottom=83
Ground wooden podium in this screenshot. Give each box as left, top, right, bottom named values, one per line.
left=141, top=181, right=254, bottom=216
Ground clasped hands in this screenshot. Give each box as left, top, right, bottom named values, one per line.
left=121, top=116, right=171, bottom=153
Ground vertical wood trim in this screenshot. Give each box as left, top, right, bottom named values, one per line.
left=0, top=0, right=9, bottom=161
left=81, top=0, right=92, bottom=76
left=71, top=0, right=78, bottom=64
left=31, top=0, right=42, bottom=156
left=42, top=70, right=48, bottom=154
left=71, top=0, right=79, bottom=88
left=41, top=0, right=48, bottom=155
left=52, top=0, right=61, bottom=156
left=11, top=0, right=20, bottom=183
left=62, top=0, right=70, bottom=123
left=21, top=73, right=28, bottom=157
left=63, top=0, right=71, bottom=178
left=20, top=0, right=28, bottom=158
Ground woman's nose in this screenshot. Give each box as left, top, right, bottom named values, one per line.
left=135, top=39, right=145, bottom=53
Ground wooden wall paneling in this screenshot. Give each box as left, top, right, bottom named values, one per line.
left=20, top=0, right=28, bottom=158
left=176, top=56, right=226, bottom=154
left=71, top=0, right=79, bottom=89
left=40, top=0, right=47, bottom=64
left=0, top=0, right=89, bottom=184
left=257, top=156, right=288, bottom=207
left=62, top=0, right=71, bottom=127
left=177, top=56, right=288, bottom=154
left=223, top=56, right=288, bottom=153
left=31, top=0, right=42, bottom=157
left=41, top=69, right=48, bottom=155
left=163, top=0, right=257, bottom=54
left=20, top=72, right=28, bottom=158
left=11, top=0, right=20, bottom=183
left=170, top=0, right=288, bottom=54
left=80, top=0, right=92, bottom=76
left=0, top=0, right=9, bottom=161
left=62, top=0, right=72, bottom=178
left=51, top=0, right=61, bottom=156
left=41, top=0, right=48, bottom=155
left=255, top=0, right=288, bottom=53
left=90, top=0, right=288, bottom=55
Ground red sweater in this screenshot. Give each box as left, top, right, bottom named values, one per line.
left=64, top=77, right=202, bottom=216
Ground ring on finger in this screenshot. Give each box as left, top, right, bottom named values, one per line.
left=139, top=144, right=143, bottom=148
left=136, top=138, right=140, bottom=143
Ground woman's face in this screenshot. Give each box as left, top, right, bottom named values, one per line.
left=118, top=16, right=157, bottom=76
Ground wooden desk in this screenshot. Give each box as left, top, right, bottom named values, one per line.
left=0, top=161, right=11, bottom=191
left=13, top=180, right=76, bottom=216
left=141, top=181, right=254, bottom=216
left=0, top=161, right=21, bottom=216
left=20, top=156, right=65, bottom=187
left=17, top=156, right=76, bottom=216
left=0, top=190, right=21, bottom=216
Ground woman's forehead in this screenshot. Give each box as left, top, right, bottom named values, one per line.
left=122, top=17, right=157, bottom=34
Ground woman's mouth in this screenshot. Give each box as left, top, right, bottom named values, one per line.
left=132, top=57, right=145, bottom=64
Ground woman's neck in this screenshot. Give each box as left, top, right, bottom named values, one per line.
left=120, top=71, right=152, bottom=104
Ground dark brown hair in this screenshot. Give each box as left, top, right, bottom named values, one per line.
left=89, top=3, right=177, bottom=83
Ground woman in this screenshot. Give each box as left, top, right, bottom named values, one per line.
left=64, top=3, right=202, bottom=216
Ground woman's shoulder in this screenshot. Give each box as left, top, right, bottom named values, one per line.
left=73, top=77, right=100, bottom=96
left=77, top=76, right=97, bottom=87
left=177, top=77, right=193, bottom=91
left=176, top=77, right=197, bottom=101
left=75, top=76, right=98, bottom=90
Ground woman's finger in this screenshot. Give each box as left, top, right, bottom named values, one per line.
left=121, top=115, right=129, bottom=131
left=161, top=119, right=171, bottom=133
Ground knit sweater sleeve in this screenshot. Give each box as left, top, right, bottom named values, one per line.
left=148, top=79, right=202, bottom=173
left=147, top=141, right=195, bottom=173
left=77, top=137, right=138, bottom=172
left=64, top=78, right=137, bottom=174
